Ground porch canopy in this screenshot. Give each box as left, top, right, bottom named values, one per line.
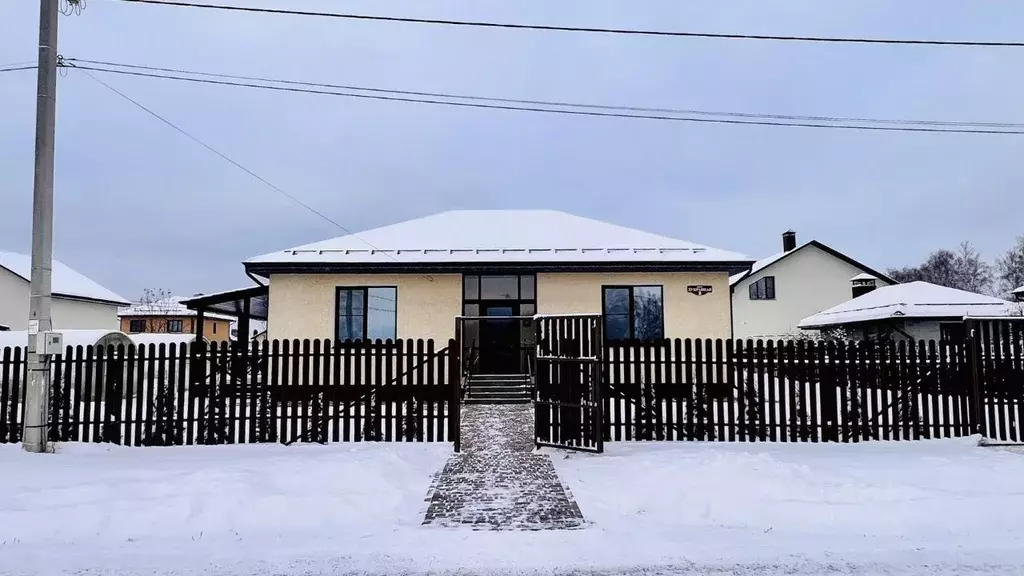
left=182, top=285, right=268, bottom=348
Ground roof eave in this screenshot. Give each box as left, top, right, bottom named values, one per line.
left=245, top=259, right=755, bottom=276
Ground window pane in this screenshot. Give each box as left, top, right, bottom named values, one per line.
left=748, top=283, right=757, bottom=300
left=633, top=286, right=664, bottom=340
left=519, top=275, right=536, bottom=300
left=605, top=314, right=630, bottom=341
left=480, top=275, right=518, bottom=300
left=463, top=303, right=480, bottom=316
left=765, top=276, right=775, bottom=299
left=367, top=287, right=397, bottom=341
left=337, top=288, right=366, bottom=341
left=603, top=287, right=630, bottom=315
left=519, top=303, right=535, bottom=316
left=463, top=275, right=479, bottom=300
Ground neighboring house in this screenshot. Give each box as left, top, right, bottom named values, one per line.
left=1013, top=285, right=1024, bottom=303
left=243, top=210, right=752, bottom=374
left=118, top=297, right=234, bottom=342
left=729, top=231, right=894, bottom=340
left=798, top=281, right=1022, bottom=342
left=0, top=250, right=129, bottom=331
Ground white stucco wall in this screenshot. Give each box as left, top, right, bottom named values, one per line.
left=732, top=245, right=891, bottom=340
left=0, top=267, right=120, bottom=331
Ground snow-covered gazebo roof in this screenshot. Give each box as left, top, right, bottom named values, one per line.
left=799, top=281, right=1019, bottom=329
left=246, top=210, right=752, bottom=272
left=0, top=251, right=128, bottom=306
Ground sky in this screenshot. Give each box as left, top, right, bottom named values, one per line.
left=1, top=0, right=1022, bottom=301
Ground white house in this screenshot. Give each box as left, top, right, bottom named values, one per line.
left=0, top=251, right=129, bottom=331
left=729, top=231, right=894, bottom=340
left=798, top=281, right=1022, bottom=342
left=1013, top=285, right=1024, bottom=302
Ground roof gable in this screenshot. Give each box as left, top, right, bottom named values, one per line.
left=799, top=281, right=1018, bottom=328
left=247, top=210, right=752, bottom=267
left=729, top=240, right=895, bottom=287
left=0, top=251, right=129, bottom=306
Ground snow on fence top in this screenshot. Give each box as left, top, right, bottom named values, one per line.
left=247, top=210, right=753, bottom=265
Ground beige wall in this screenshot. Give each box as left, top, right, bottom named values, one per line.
left=267, top=273, right=462, bottom=343
left=267, top=270, right=733, bottom=342
left=537, top=271, right=732, bottom=339
left=732, top=245, right=892, bottom=340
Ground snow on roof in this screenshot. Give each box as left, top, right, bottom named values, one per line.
left=799, top=281, right=1019, bottom=329
left=1013, top=285, right=1024, bottom=294
left=850, top=272, right=878, bottom=281
left=247, top=210, right=752, bottom=266
left=728, top=242, right=811, bottom=286
left=119, top=297, right=235, bottom=321
left=0, top=251, right=129, bottom=305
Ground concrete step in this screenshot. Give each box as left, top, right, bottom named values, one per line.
left=464, top=383, right=528, bottom=391
left=463, top=397, right=532, bottom=405
left=468, top=373, right=531, bottom=382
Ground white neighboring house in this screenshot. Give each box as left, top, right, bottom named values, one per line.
left=798, top=281, right=1023, bottom=342
left=1012, top=285, right=1024, bottom=302
left=0, top=251, right=129, bottom=331
left=729, top=231, right=894, bottom=340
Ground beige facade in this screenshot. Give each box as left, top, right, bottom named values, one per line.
left=537, top=271, right=732, bottom=339
left=267, top=270, right=733, bottom=342
left=268, top=273, right=462, bottom=343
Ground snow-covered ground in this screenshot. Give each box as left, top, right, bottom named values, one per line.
left=2, top=438, right=1023, bottom=575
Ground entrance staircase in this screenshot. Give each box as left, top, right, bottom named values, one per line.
left=464, top=374, right=532, bottom=405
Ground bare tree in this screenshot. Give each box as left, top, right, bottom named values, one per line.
left=996, top=235, right=1024, bottom=297
left=886, top=242, right=992, bottom=294
left=133, top=288, right=175, bottom=332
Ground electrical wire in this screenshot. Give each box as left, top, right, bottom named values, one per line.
left=76, top=68, right=405, bottom=259
left=112, top=0, right=1024, bottom=47
left=67, top=58, right=1024, bottom=129
left=68, top=64, right=1024, bottom=135
left=0, top=65, right=37, bottom=73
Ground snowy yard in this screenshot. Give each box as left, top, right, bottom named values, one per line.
left=2, top=439, right=1024, bottom=575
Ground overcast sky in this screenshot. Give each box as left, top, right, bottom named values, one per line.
left=1, top=0, right=1022, bottom=301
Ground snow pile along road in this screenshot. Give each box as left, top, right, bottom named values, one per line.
left=2, top=437, right=1023, bottom=575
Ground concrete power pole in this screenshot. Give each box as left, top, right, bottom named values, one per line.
left=23, top=0, right=59, bottom=453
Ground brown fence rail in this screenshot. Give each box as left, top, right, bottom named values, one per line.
left=1, top=339, right=460, bottom=447
left=605, top=334, right=1023, bottom=444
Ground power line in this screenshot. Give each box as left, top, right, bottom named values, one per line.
left=0, top=65, right=37, bottom=73
left=68, top=63, right=1024, bottom=135
left=113, top=0, right=1024, bottom=47
left=76, top=69, right=391, bottom=253
left=67, top=58, right=1024, bottom=129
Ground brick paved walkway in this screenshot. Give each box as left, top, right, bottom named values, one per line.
left=422, top=404, right=585, bottom=530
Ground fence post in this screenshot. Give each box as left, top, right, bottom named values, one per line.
left=964, top=319, right=984, bottom=436
left=449, top=339, right=461, bottom=453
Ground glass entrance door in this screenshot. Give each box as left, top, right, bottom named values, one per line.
left=479, top=305, right=518, bottom=374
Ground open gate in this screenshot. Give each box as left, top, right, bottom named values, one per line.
left=534, top=314, right=603, bottom=453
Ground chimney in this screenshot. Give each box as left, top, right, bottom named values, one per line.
left=782, top=230, right=797, bottom=252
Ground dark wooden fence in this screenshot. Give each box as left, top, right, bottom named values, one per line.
left=604, top=332, right=1024, bottom=443
left=1, top=339, right=460, bottom=448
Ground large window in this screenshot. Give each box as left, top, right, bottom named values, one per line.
left=128, top=319, right=146, bottom=333
left=167, top=319, right=183, bottom=333
left=749, top=276, right=776, bottom=300
left=602, top=286, right=664, bottom=341
left=336, top=287, right=398, bottom=341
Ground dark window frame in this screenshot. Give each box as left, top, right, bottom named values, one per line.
left=748, top=276, right=776, bottom=300
left=128, top=319, right=146, bottom=333
left=334, top=286, right=398, bottom=342
left=167, top=319, right=184, bottom=333
left=601, top=285, right=665, bottom=342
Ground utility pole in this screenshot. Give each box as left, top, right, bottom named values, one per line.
left=23, top=0, right=59, bottom=453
